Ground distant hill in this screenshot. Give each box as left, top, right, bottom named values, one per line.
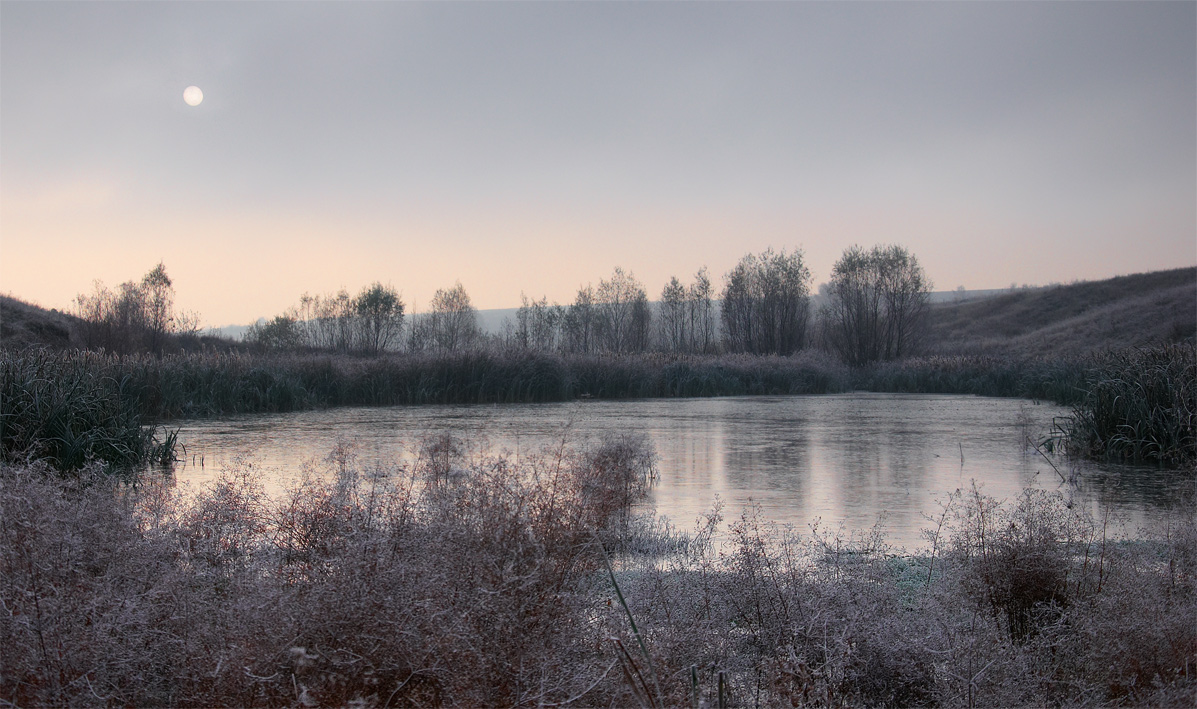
left=923, top=267, right=1196, bottom=357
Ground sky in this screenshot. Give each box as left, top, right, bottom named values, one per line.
left=2, top=1, right=1194, bottom=328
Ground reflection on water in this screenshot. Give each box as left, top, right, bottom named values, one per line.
left=171, top=393, right=1193, bottom=549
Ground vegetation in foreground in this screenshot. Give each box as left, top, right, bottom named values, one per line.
left=2, top=435, right=1194, bottom=707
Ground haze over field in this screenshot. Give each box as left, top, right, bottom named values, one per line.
left=2, top=1, right=1194, bottom=328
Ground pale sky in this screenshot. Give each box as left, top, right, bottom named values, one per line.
left=2, top=1, right=1194, bottom=328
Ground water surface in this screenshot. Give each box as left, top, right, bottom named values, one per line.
left=172, top=393, right=1190, bottom=549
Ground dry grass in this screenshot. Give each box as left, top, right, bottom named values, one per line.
left=925, top=267, right=1196, bottom=359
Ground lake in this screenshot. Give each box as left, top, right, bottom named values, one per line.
left=171, top=393, right=1191, bottom=549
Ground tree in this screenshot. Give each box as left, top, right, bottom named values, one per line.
left=657, top=267, right=717, bottom=354
left=687, top=267, right=716, bottom=354
left=141, top=262, right=174, bottom=356
left=563, top=286, right=597, bottom=355
left=296, top=289, right=356, bottom=353
left=514, top=293, right=563, bottom=352
left=876, top=245, right=932, bottom=360
left=415, top=282, right=480, bottom=352
left=720, top=248, right=812, bottom=355
left=245, top=313, right=303, bottom=351
left=823, top=244, right=931, bottom=366
left=74, top=262, right=187, bottom=355
left=594, top=267, right=651, bottom=354
left=354, top=282, right=404, bottom=355
left=658, top=276, right=687, bottom=353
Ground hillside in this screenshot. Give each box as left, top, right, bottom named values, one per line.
left=924, top=267, right=1197, bottom=357
left=0, top=295, right=241, bottom=354
left=0, top=295, right=82, bottom=350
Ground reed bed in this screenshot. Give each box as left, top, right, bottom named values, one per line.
left=1061, top=343, right=1196, bottom=467
left=855, top=353, right=1090, bottom=403
left=2, top=437, right=1193, bottom=707
left=3, top=347, right=1094, bottom=421
left=5, top=348, right=855, bottom=420
left=0, top=349, right=174, bottom=472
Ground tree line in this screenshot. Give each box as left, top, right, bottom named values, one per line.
left=74, top=244, right=933, bottom=366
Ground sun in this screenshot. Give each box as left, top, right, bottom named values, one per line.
left=183, top=86, right=203, bottom=107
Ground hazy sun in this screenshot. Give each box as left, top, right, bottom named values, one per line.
left=183, top=86, right=203, bottom=107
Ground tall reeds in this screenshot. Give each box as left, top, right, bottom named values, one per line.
left=855, top=353, right=1089, bottom=403
left=5, top=348, right=858, bottom=422
left=1062, top=343, right=1196, bottom=466
left=0, top=349, right=174, bottom=472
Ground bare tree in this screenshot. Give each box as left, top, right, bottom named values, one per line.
left=294, top=289, right=356, bottom=352
left=823, top=244, right=932, bottom=366
left=141, top=262, right=174, bottom=356
left=563, top=286, right=597, bottom=355
left=687, top=267, right=716, bottom=354
left=657, top=268, right=716, bottom=354
left=594, top=267, right=650, bottom=354
left=514, top=293, right=563, bottom=352
left=74, top=262, right=186, bottom=355
left=721, top=248, right=812, bottom=355
left=415, top=281, right=480, bottom=352
left=877, top=245, right=932, bottom=360
left=658, top=276, right=687, bottom=353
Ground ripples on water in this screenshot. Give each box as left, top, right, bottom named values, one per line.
left=172, top=393, right=1192, bottom=549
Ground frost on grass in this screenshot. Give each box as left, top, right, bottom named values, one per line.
left=2, top=441, right=1194, bottom=707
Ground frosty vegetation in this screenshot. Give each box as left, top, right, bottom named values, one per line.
left=2, top=433, right=1193, bottom=707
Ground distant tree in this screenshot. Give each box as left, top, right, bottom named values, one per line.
left=295, top=289, right=356, bottom=352
left=822, top=244, right=931, bottom=366
left=595, top=267, right=651, bottom=354
left=687, top=267, right=716, bottom=354
left=74, top=262, right=187, bottom=355
left=657, top=267, right=717, bottom=354
left=246, top=313, right=303, bottom=351
left=563, top=285, right=598, bottom=355
left=414, top=282, right=480, bottom=352
left=658, top=276, right=687, bottom=353
left=141, top=262, right=174, bottom=356
left=721, top=248, right=812, bottom=355
left=876, top=245, right=932, bottom=360
left=354, top=282, right=404, bottom=355
left=514, top=293, right=563, bottom=352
